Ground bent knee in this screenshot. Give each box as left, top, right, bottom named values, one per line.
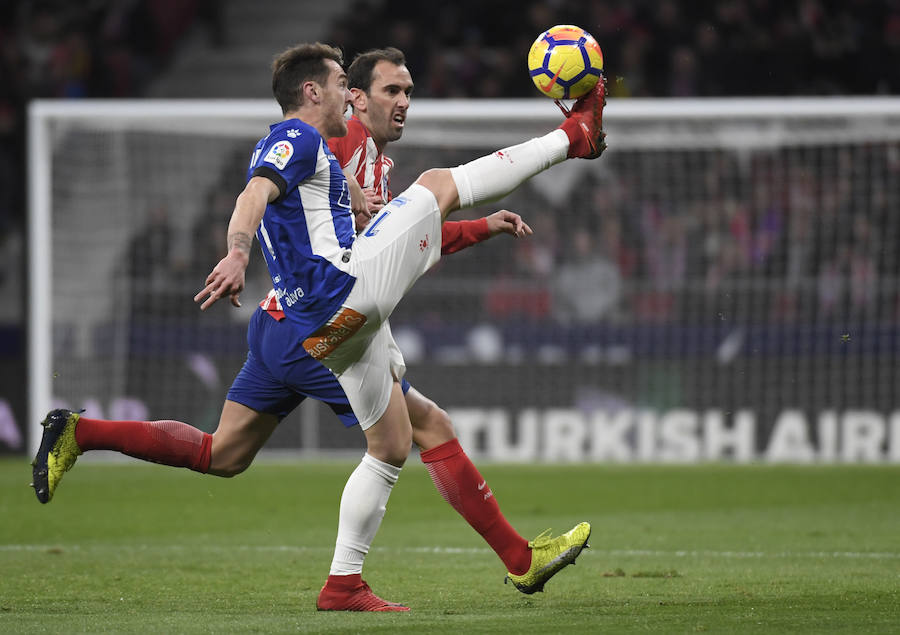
left=414, top=168, right=459, bottom=214
left=366, top=429, right=412, bottom=468
left=377, top=434, right=413, bottom=467
left=415, top=168, right=448, bottom=188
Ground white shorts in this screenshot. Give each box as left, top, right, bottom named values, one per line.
left=316, top=183, right=441, bottom=429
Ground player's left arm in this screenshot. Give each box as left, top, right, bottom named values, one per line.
left=194, top=176, right=279, bottom=310
left=441, top=209, right=533, bottom=255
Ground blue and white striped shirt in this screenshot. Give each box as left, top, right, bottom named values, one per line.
left=248, top=119, right=356, bottom=338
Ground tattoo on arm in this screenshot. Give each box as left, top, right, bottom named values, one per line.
left=227, top=232, right=253, bottom=255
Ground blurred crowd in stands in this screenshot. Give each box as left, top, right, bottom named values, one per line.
left=485, top=145, right=899, bottom=326
left=0, top=0, right=218, bottom=239
left=329, top=0, right=900, bottom=98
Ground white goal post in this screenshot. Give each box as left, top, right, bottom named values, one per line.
left=28, top=97, right=900, bottom=462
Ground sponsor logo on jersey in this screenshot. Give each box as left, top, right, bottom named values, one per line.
left=286, top=128, right=301, bottom=138
left=275, top=285, right=304, bottom=307
left=264, top=140, right=294, bottom=170
left=302, top=307, right=367, bottom=360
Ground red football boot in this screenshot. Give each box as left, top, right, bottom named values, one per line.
left=316, top=574, right=410, bottom=612
left=557, top=76, right=608, bottom=159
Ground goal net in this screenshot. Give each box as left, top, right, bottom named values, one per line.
left=29, top=97, right=900, bottom=463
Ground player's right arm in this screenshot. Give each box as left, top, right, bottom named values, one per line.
left=194, top=176, right=280, bottom=310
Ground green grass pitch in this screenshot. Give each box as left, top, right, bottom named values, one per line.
left=1, top=458, right=898, bottom=633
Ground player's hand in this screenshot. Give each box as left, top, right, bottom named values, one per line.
left=194, top=251, right=249, bottom=310
left=354, top=188, right=384, bottom=232
left=485, top=209, right=533, bottom=239
left=347, top=177, right=367, bottom=214
left=364, top=188, right=384, bottom=213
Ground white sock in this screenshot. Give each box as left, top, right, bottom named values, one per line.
left=450, top=129, right=569, bottom=208
left=329, top=453, right=402, bottom=576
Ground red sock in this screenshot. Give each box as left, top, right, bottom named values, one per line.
left=420, top=438, right=531, bottom=575
left=74, top=417, right=212, bottom=473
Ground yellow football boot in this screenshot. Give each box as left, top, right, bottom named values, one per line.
left=506, top=521, right=591, bottom=594
left=31, top=409, right=83, bottom=503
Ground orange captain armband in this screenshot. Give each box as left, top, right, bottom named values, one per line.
left=302, top=307, right=367, bottom=360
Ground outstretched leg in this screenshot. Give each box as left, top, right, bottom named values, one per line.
left=31, top=409, right=213, bottom=503
left=417, top=80, right=607, bottom=218
left=31, top=400, right=277, bottom=503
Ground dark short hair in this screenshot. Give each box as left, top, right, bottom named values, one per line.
left=271, top=43, right=344, bottom=114
left=347, top=47, right=406, bottom=93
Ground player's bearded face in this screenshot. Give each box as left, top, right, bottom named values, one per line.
left=364, top=61, right=413, bottom=146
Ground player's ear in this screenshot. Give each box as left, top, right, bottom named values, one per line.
left=350, top=87, right=367, bottom=111
left=303, top=80, right=321, bottom=105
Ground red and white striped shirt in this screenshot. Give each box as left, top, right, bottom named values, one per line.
left=329, top=115, right=394, bottom=202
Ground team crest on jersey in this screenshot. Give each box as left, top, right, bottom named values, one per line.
left=264, top=140, right=294, bottom=170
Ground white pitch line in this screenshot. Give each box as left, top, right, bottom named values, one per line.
left=1, top=544, right=898, bottom=560
left=600, top=549, right=900, bottom=560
